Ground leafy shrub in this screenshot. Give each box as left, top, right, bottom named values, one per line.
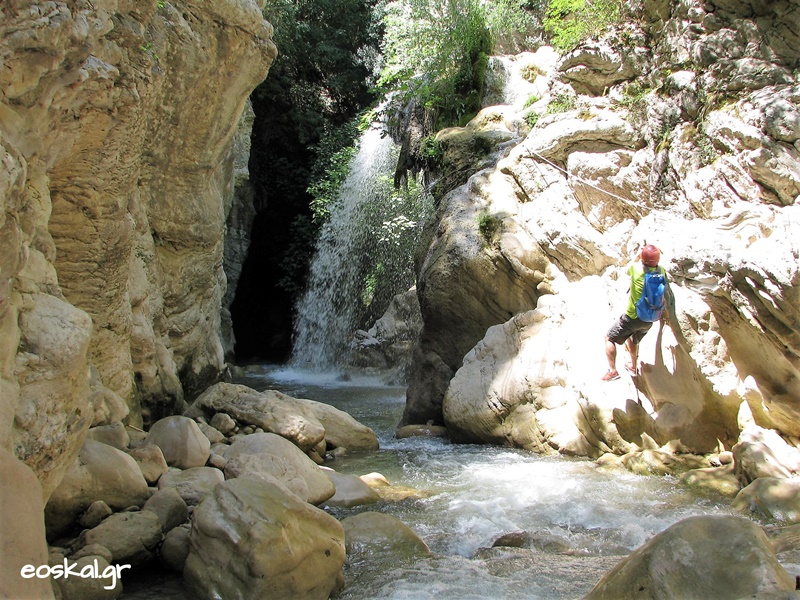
left=477, top=212, right=501, bottom=246
left=543, top=0, right=623, bottom=52
left=545, top=92, right=577, bottom=114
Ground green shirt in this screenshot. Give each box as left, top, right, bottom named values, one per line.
left=626, top=263, right=667, bottom=319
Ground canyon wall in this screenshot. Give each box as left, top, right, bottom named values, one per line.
left=403, top=0, right=800, bottom=455
left=0, top=0, right=276, bottom=499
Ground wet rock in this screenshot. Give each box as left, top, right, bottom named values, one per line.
left=45, top=439, right=150, bottom=540
left=395, top=424, right=449, bottom=439
left=223, top=432, right=335, bottom=505
left=81, top=511, right=162, bottom=566
left=584, top=515, right=793, bottom=599
left=143, top=488, right=188, bottom=533
left=732, top=477, right=800, bottom=523
left=185, top=478, right=345, bottom=599
left=491, top=530, right=571, bottom=553
left=127, top=444, right=169, bottom=485
left=160, top=524, right=191, bottom=572
left=158, top=467, right=224, bottom=506
left=323, top=471, right=381, bottom=508
left=145, top=416, right=210, bottom=470
left=342, top=512, right=430, bottom=564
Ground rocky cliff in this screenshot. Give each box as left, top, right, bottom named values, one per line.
left=1, top=0, right=276, bottom=501
left=402, top=0, right=800, bottom=457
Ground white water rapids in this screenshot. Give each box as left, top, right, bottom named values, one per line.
left=238, top=366, right=744, bottom=599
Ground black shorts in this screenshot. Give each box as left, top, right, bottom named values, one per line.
left=606, top=314, right=653, bottom=345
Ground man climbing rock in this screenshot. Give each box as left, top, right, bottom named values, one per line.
left=602, top=244, right=671, bottom=381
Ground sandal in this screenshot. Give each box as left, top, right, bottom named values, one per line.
left=601, top=370, right=620, bottom=381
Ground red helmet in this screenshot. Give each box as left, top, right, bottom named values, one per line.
left=641, top=244, right=661, bottom=267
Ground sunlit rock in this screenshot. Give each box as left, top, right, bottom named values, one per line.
left=157, top=467, right=224, bottom=507
left=732, top=477, right=800, bottom=523
left=323, top=470, right=381, bottom=508
left=585, top=515, right=794, bottom=599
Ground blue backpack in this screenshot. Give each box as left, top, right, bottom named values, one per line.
left=636, top=268, right=666, bottom=322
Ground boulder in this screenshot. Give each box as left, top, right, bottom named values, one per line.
left=85, top=423, right=130, bottom=450
left=145, top=416, right=211, bottom=470
left=127, top=444, right=169, bottom=485
left=187, top=384, right=325, bottom=451
left=187, top=383, right=378, bottom=452
left=143, top=488, right=189, bottom=533
left=733, top=426, right=800, bottom=485
left=160, top=524, right=191, bottom=572
left=78, top=501, right=113, bottom=530
left=223, top=432, right=335, bottom=505
left=341, top=512, right=430, bottom=563
left=81, top=511, right=162, bottom=566
left=52, top=555, right=123, bottom=600
left=323, top=471, right=381, bottom=508
left=184, top=478, right=345, bottom=600
left=585, top=515, right=794, bottom=599
left=45, top=439, right=150, bottom=539
left=0, top=449, right=54, bottom=600
left=732, top=477, right=800, bottom=523
left=158, top=467, right=224, bottom=506
left=210, top=412, right=237, bottom=435
left=395, top=424, right=449, bottom=439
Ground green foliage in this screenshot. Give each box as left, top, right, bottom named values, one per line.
left=477, top=212, right=501, bottom=246
left=545, top=92, right=576, bottom=114
left=543, top=0, right=623, bottom=52
left=307, top=118, right=362, bottom=224
left=380, top=0, right=535, bottom=128
left=357, top=171, right=434, bottom=325
left=618, top=81, right=649, bottom=125
left=523, top=93, right=541, bottom=109
left=419, top=135, right=442, bottom=163
left=524, top=111, right=540, bottom=128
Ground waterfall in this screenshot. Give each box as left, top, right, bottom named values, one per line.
left=291, top=118, right=405, bottom=371
left=481, top=53, right=548, bottom=109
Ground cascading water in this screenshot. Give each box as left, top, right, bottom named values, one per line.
left=291, top=109, right=429, bottom=371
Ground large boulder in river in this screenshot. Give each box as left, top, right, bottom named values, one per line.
left=223, top=433, right=335, bottom=505
left=584, top=515, right=794, bottom=599
left=184, top=478, right=345, bottom=600
left=187, top=382, right=378, bottom=452
left=45, top=439, right=150, bottom=539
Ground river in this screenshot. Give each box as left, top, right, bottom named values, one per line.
left=121, top=363, right=760, bottom=599
left=236, top=364, right=738, bottom=599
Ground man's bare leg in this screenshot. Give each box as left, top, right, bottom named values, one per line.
left=625, top=338, right=638, bottom=375
left=603, top=338, right=620, bottom=380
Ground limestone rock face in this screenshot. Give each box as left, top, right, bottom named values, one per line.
left=403, top=0, right=800, bottom=457
left=184, top=478, right=346, bottom=600
left=584, top=515, right=794, bottom=599
left=0, top=449, right=53, bottom=600
left=1, top=1, right=277, bottom=502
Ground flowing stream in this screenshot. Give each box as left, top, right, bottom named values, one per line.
left=235, top=365, right=743, bottom=599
